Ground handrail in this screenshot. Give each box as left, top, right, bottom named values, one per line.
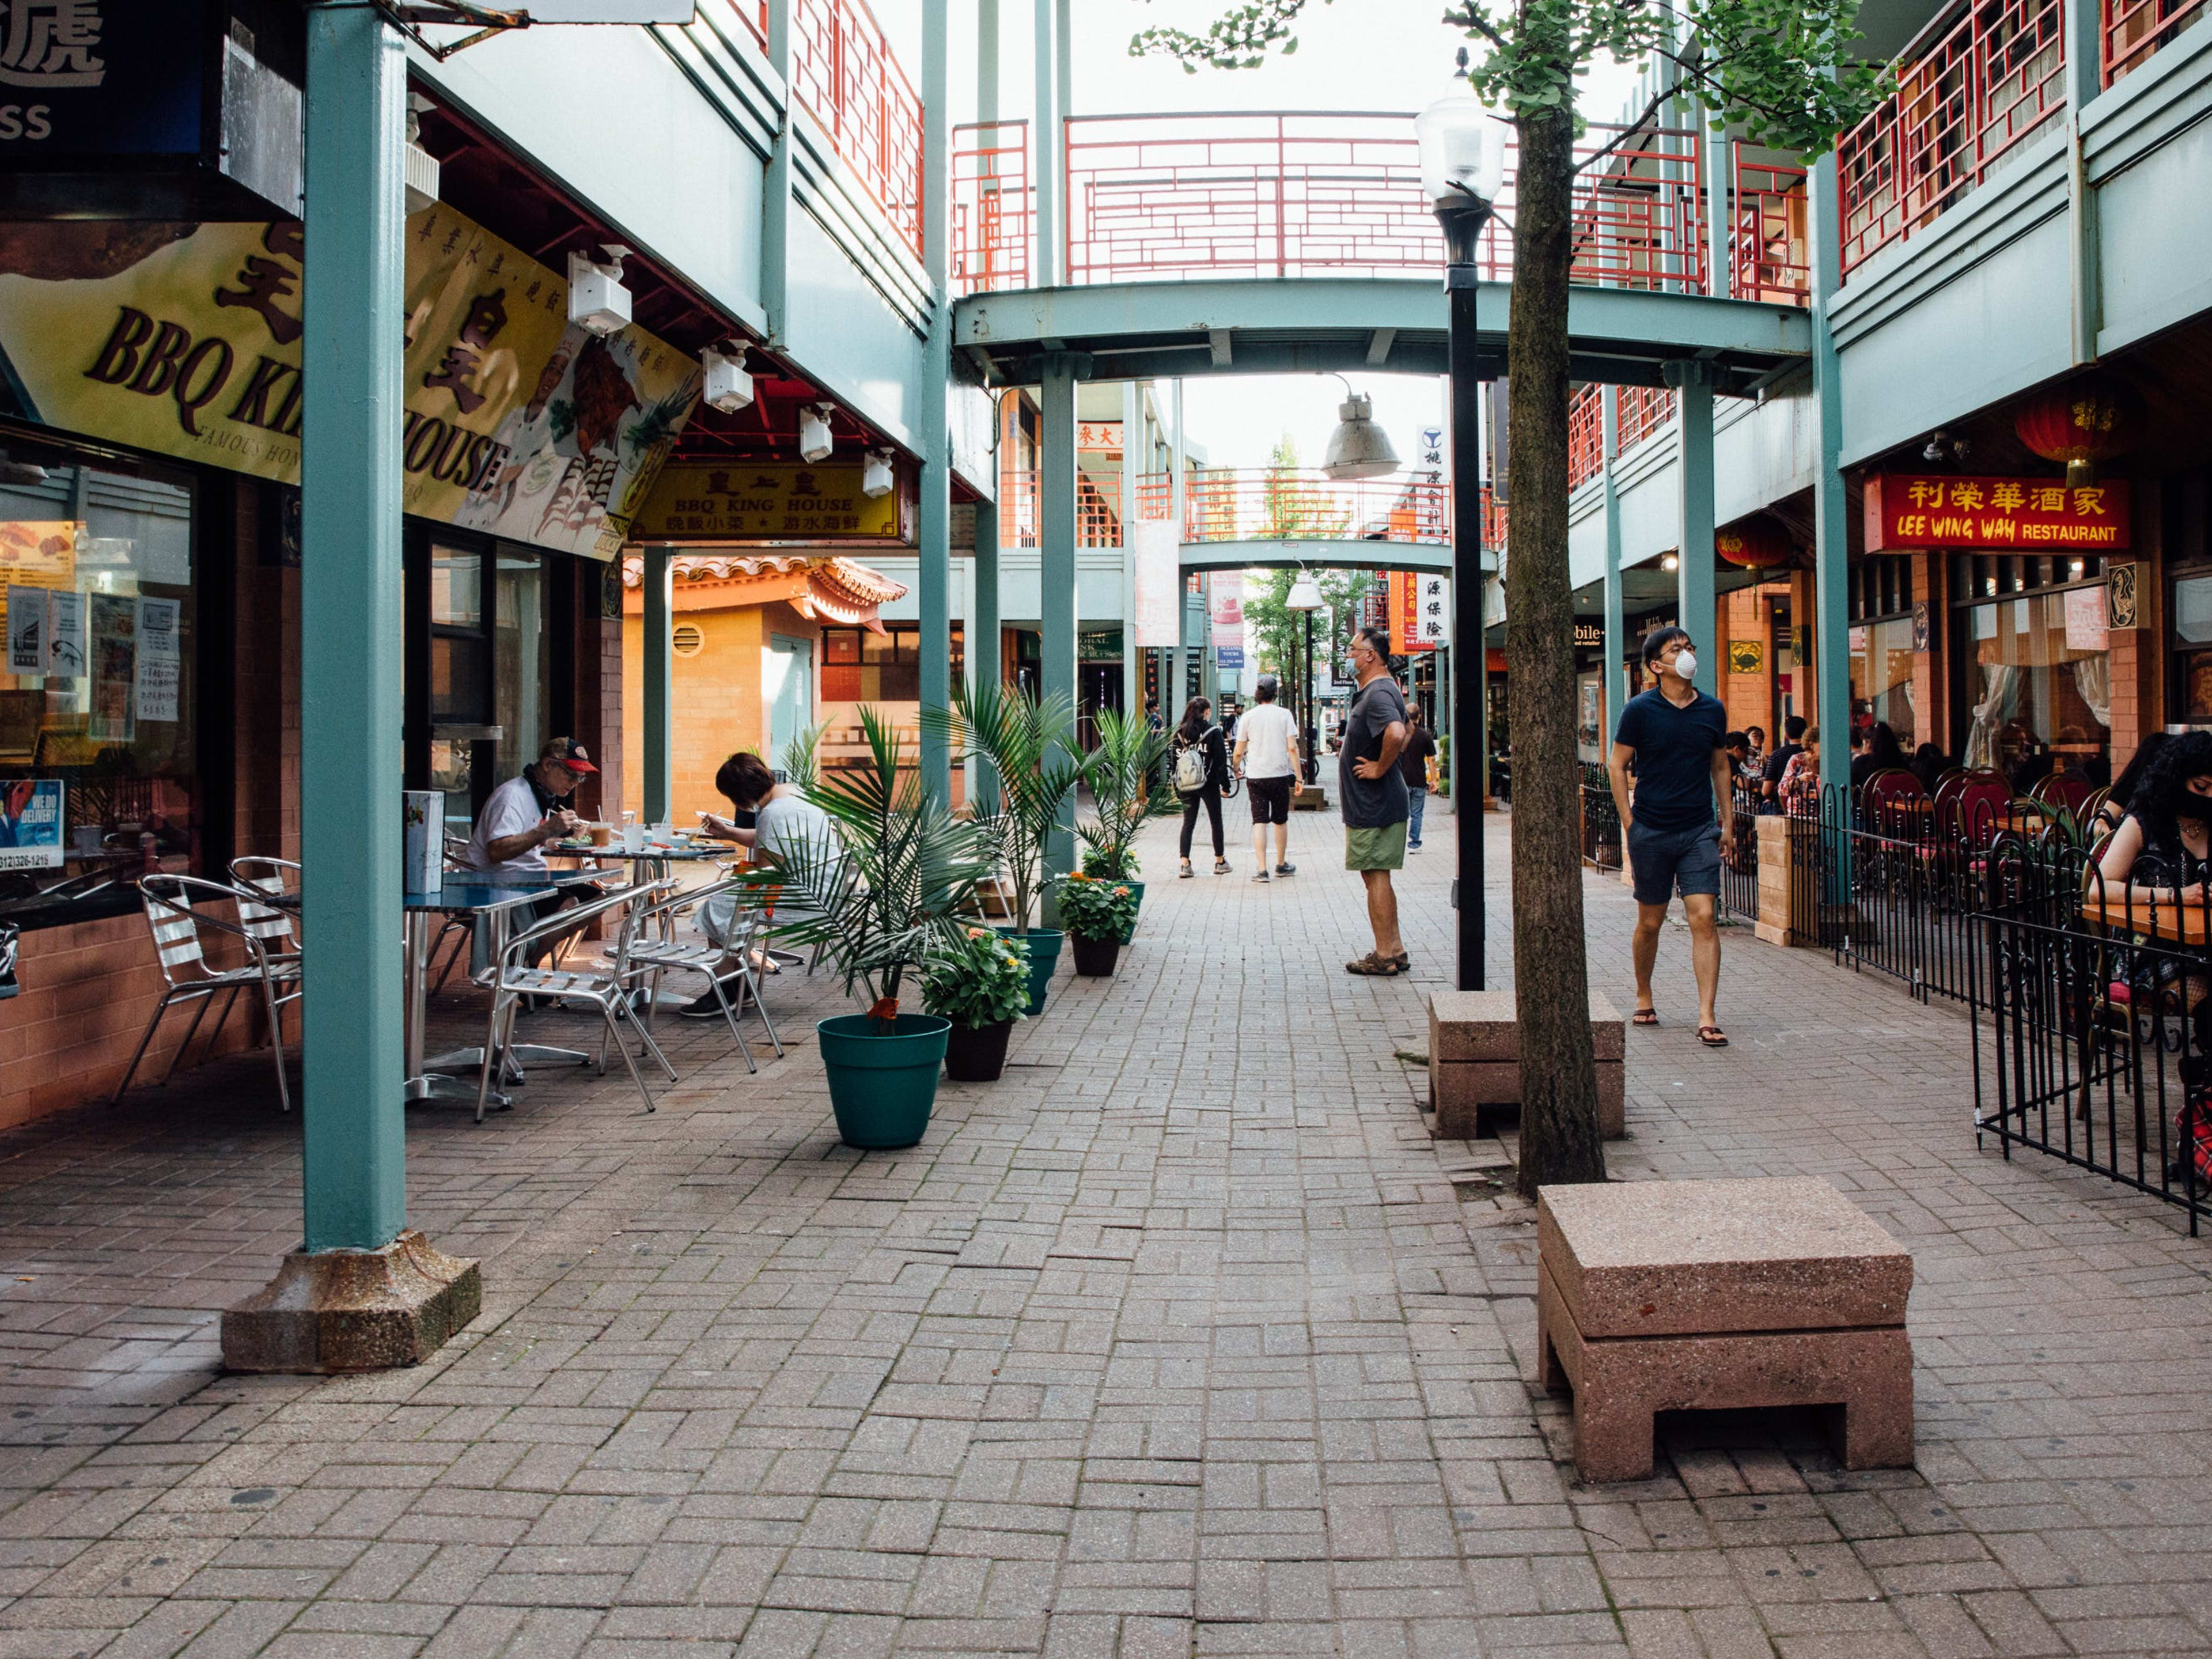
left=2105, top=0, right=2209, bottom=81
left=790, top=0, right=925, bottom=256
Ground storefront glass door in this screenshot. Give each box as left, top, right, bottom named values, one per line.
left=765, top=634, right=813, bottom=775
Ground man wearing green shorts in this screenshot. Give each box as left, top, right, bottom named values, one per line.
left=1340, top=624, right=1412, bottom=976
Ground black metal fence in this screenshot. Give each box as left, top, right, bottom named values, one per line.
left=1580, top=763, right=1620, bottom=874
left=1721, top=786, right=1759, bottom=925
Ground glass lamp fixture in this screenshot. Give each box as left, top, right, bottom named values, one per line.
left=1414, top=78, right=1508, bottom=211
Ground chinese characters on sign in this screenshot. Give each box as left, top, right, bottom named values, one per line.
left=1075, top=422, right=1122, bottom=457
left=1392, top=571, right=1451, bottom=651
left=1863, top=474, right=2133, bottom=552
left=0, top=2, right=105, bottom=90
left=632, top=463, right=908, bottom=542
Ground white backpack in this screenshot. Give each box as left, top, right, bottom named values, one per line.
left=1174, top=730, right=1212, bottom=794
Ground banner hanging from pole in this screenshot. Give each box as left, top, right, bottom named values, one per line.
left=1131, top=519, right=1180, bottom=647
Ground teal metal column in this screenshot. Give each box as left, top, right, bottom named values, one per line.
left=1601, top=384, right=1626, bottom=720
left=915, top=0, right=952, bottom=805
left=1666, top=361, right=1719, bottom=698
left=1032, top=0, right=1059, bottom=286
left=1168, top=379, right=1186, bottom=712
left=978, top=0, right=998, bottom=122
left=1039, top=353, right=1081, bottom=873
left=641, top=547, right=673, bottom=820
left=300, top=1, right=406, bottom=1255
left=1119, top=381, right=1139, bottom=717
left=2063, top=0, right=2103, bottom=363
left=972, top=488, right=1002, bottom=812
left=762, top=0, right=793, bottom=341
left=1810, top=154, right=1851, bottom=796
left=1705, top=108, right=1730, bottom=301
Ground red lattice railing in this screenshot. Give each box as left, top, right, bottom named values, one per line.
left=2105, top=0, right=2209, bottom=80
left=1149, top=469, right=1505, bottom=550
left=1568, top=385, right=1606, bottom=491
left=1618, top=386, right=1675, bottom=452
left=791, top=0, right=924, bottom=256
left=1732, top=150, right=1810, bottom=303
left=953, top=121, right=1031, bottom=294
left=998, top=471, right=1122, bottom=547
left=1836, top=0, right=2066, bottom=277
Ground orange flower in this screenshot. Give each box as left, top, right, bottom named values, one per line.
left=1112, top=886, right=1130, bottom=897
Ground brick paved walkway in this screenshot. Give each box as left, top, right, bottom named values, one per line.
left=2, top=800, right=2210, bottom=1657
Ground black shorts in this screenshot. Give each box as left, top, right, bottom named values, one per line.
left=1248, top=775, right=1293, bottom=825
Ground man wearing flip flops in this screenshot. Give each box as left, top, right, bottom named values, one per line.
left=1607, top=627, right=1736, bottom=1047
left=1340, top=626, right=1414, bottom=978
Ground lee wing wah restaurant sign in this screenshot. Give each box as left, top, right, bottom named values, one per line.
left=1864, top=474, right=2132, bottom=553
left=0, top=206, right=702, bottom=561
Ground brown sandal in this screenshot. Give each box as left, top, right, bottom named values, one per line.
left=1698, top=1025, right=1729, bottom=1047
left=1632, top=1007, right=1660, bottom=1026
left=1344, top=951, right=1403, bottom=977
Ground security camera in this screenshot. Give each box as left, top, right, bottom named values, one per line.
left=862, top=448, right=895, bottom=499
left=799, top=402, right=835, bottom=464
left=568, top=244, right=634, bottom=337
left=703, top=343, right=754, bottom=415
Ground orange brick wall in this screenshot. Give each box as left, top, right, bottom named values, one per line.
left=623, top=598, right=802, bottom=824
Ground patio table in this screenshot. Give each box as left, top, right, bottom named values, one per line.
left=2080, top=894, right=2212, bottom=947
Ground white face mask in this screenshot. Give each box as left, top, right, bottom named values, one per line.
left=1672, top=650, right=1698, bottom=681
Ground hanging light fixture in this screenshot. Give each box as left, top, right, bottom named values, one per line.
left=1321, top=377, right=1400, bottom=481
left=1286, top=569, right=1324, bottom=611
left=798, top=402, right=835, bottom=464
left=567, top=244, right=634, bottom=337
left=702, top=342, right=754, bottom=414
left=861, top=448, right=896, bottom=499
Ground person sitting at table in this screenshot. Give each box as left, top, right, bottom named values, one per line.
left=685, top=752, right=839, bottom=1018
left=463, top=736, right=595, bottom=882
left=2092, top=730, right=2212, bottom=911
left=2096, top=732, right=2170, bottom=838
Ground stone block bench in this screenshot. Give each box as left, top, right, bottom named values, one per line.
left=1536, top=1177, right=1914, bottom=1483
left=1427, top=990, right=1624, bottom=1141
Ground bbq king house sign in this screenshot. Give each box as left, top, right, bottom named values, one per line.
left=1863, top=474, right=2133, bottom=553
left=631, top=463, right=911, bottom=543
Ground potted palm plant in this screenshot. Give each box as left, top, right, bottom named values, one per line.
left=923, top=926, right=1031, bottom=1081
left=1057, top=873, right=1139, bottom=976
left=923, top=681, right=1093, bottom=1016
left=1078, top=706, right=1177, bottom=944
left=732, top=709, right=994, bottom=1149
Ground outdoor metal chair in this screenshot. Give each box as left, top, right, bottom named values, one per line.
left=2033, top=768, right=2096, bottom=821
left=624, top=876, right=785, bottom=1070
left=114, top=874, right=304, bottom=1112
left=474, top=879, right=677, bottom=1122
left=228, top=857, right=304, bottom=963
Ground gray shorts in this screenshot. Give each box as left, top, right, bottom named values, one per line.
left=1627, top=819, right=1721, bottom=907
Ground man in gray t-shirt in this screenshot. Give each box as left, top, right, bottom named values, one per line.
left=1339, top=626, right=1411, bottom=978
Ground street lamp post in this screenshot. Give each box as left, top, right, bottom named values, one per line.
left=1286, top=569, right=1324, bottom=784
left=1415, top=69, right=1507, bottom=993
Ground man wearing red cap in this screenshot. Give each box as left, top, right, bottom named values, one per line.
left=464, top=736, right=597, bottom=882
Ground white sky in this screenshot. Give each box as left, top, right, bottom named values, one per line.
left=866, top=0, right=1647, bottom=469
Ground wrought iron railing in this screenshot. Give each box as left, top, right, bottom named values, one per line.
left=1580, top=763, right=1622, bottom=874
left=1836, top=0, right=2067, bottom=277
left=791, top=0, right=925, bottom=256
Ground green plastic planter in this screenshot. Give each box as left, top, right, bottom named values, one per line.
left=1116, top=880, right=1146, bottom=945
left=816, top=1013, right=952, bottom=1149
left=998, top=927, right=1062, bottom=1015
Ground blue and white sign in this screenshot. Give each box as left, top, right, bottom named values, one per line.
left=0, top=779, right=63, bottom=872
left=1215, top=647, right=1244, bottom=671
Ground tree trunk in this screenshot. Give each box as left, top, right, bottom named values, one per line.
left=1505, top=105, right=1607, bottom=1197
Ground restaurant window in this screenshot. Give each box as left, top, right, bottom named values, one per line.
left=820, top=624, right=963, bottom=703
left=1849, top=557, right=1916, bottom=746
left=0, top=440, right=200, bottom=929
left=411, top=534, right=556, bottom=827
left=1956, top=588, right=2111, bottom=789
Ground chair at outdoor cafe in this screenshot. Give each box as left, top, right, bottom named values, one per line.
left=1858, top=768, right=1927, bottom=835
left=473, top=878, right=677, bottom=1123
left=229, top=855, right=304, bottom=961
left=2032, top=767, right=2096, bottom=828
left=622, top=874, right=785, bottom=1071
left=114, top=873, right=305, bottom=1111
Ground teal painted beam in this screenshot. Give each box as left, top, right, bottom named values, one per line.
left=978, top=0, right=999, bottom=122
left=761, top=0, right=793, bottom=342
left=1601, top=385, right=1626, bottom=721
left=971, top=489, right=1001, bottom=813
left=1666, top=363, right=1718, bottom=699
left=1172, top=539, right=1483, bottom=574
left=641, top=548, right=673, bottom=822
left=300, top=0, right=407, bottom=1256
left=1810, top=154, right=1852, bottom=798
left=1032, top=0, right=1059, bottom=286
left=1039, top=353, right=1081, bottom=875
left=915, top=0, right=952, bottom=806
left=1119, top=381, right=1140, bottom=719
left=2063, top=0, right=2102, bottom=365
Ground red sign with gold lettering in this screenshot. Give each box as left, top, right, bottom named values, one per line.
left=1863, top=474, right=2131, bottom=552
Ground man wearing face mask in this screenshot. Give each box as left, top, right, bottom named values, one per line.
left=1607, top=626, right=1736, bottom=1047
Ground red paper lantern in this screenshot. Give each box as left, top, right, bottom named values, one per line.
left=1714, top=517, right=1791, bottom=569
left=2014, top=378, right=2141, bottom=487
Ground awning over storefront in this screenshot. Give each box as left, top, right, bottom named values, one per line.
left=621, top=551, right=908, bottom=633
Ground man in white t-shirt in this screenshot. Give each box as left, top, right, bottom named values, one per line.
left=463, top=736, right=596, bottom=882
left=1233, top=673, right=1301, bottom=883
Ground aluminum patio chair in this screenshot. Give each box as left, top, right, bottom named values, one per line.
left=474, top=879, right=676, bottom=1122
left=114, top=874, right=304, bottom=1112
left=624, top=876, right=785, bottom=1070
left=228, top=856, right=304, bottom=965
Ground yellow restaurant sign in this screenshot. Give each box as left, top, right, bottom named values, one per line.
left=631, top=463, right=910, bottom=543
left=0, top=210, right=702, bottom=562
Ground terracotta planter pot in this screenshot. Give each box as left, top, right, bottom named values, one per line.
left=942, top=1019, right=1013, bottom=1082
left=1069, top=934, right=1121, bottom=976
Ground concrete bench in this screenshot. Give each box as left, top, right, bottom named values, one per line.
left=1536, top=1177, right=1914, bottom=1483
left=1427, top=990, right=1624, bottom=1141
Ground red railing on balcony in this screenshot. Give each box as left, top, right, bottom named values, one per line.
left=2105, top=0, right=2209, bottom=80
left=1732, top=151, right=1810, bottom=303
left=1143, top=469, right=1505, bottom=550
left=952, top=120, right=1031, bottom=294
left=1836, top=0, right=2066, bottom=277
left=1568, top=386, right=1606, bottom=491
left=791, top=0, right=925, bottom=256
left=1619, top=385, right=1675, bottom=451
left=997, top=471, right=1123, bottom=547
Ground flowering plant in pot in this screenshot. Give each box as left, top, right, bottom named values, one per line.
left=730, top=709, right=994, bottom=1147
left=1078, top=707, right=1176, bottom=941
left=1055, top=873, right=1139, bottom=977
left=922, top=681, right=1094, bottom=1014
left=922, top=926, right=1030, bottom=1082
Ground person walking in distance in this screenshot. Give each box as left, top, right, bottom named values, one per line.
left=1607, top=626, right=1736, bottom=1046
left=1233, top=673, right=1300, bottom=882
left=1171, top=696, right=1232, bottom=878
left=1340, top=626, right=1412, bottom=976
left=1399, top=708, right=1438, bottom=852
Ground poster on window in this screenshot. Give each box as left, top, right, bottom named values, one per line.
left=0, top=779, right=63, bottom=873
left=89, top=593, right=135, bottom=742
left=0, top=522, right=78, bottom=592
left=1132, top=518, right=1180, bottom=647
left=135, top=595, right=180, bottom=724
left=46, top=589, right=84, bottom=677
left=6, top=584, right=41, bottom=672
left=2063, top=584, right=2108, bottom=653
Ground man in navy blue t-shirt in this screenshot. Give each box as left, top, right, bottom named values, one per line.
left=1606, top=626, right=1736, bottom=1047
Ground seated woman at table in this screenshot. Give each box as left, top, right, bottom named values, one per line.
left=2094, top=732, right=2171, bottom=839
left=684, top=752, right=840, bottom=1017
left=2091, top=730, right=2212, bottom=911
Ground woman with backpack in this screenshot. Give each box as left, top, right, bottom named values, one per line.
left=1173, top=695, right=1232, bottom=878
